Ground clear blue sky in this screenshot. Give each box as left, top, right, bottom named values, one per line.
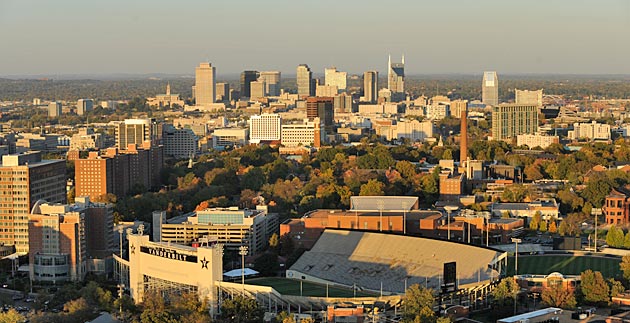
left=1, top=0, right=629, bottom=76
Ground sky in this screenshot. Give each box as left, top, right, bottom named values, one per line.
left=1, top=0, right=629, bottom=77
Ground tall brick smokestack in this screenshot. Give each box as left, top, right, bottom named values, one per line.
left=460, top=108, right=468, bottom=164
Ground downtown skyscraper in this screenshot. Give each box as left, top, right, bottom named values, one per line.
left=297, top=64, right=315, bottom=97
left=240, top=70, right=259, bottom=98
left=388, top=55, right=405, bottom=102
left=482, top=71, right=499, bottom=106
left=363, top=71, right=378, bottom=103
left=195, top=63, right=216, bottom=106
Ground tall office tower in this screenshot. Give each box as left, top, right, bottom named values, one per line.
left=249, top=114, right=281, bottom=144
left=0, top=151, right=66, bottom=253
left=115, top=118, right=161, bottom=148
left=48, top=101, right=62, bottom=117
left=363, top=71, right=378, bottom=103
left=297, top=64, right=314, bottom=97
left=482, top=71, right=499, bottom=106
left=324, top=67, right=347, bottom=92
left=250, top=79, right=266, bottom=99
left=77, top=99, right=94, bottom=116
left=515, top=89, right=543, bottom=106
left=491, top=104, right=538, bottom=140
left=460, top=108, right=468, bottom=163
left=259, top=71, right=281, bottom=96
left=215, top=82, right=230, bottom=102
left=195, top=62, right=216, bottom=106
left=388, top=55, right=405, bottom=101
left=306, top=97, right=334, bottom=132
left=240, top=70, right=259, bottom=98
left=28, top=201, right=87, bottom=282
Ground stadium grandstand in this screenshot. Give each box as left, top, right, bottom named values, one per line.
left=287, top=229, right=508, bottom=294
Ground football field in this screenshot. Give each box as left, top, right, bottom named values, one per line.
left=246, top=277, right=376, bottom=297
left=506, top=255, right=621, bottom=278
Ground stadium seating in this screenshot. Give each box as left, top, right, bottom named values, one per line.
left=289, top=229, right=506, bottom=293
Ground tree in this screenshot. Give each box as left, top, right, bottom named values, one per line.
left=624, top=232, right=630, bottom=249
left=541, top=285, right=577, bottom=309
left=269, top=233, right=279, bottom=250
left=620, top=255, right=630, bottom=280
left=359, top=179, right=385, bottom=196
left=607, top=225, right=625, bottom=248
left=403, top=284, right=438, bottom=323
left=539, top=220, right=548, bottom=232
left=492, top=277, right=519, bottom=306
left=0, top=309, right=25, bottom=323
left=219, top=295, right=264, bottom=323
left=63, top=297, right=92, bottom=323
left=529, top=212, right=542, bottom=230
left=549, top=220, right=557, bottom=234
left=609, top=278, right=625, bottom=299
left=580, top=270, right=610, bottom=305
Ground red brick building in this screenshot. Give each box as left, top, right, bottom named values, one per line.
left=604, top=188, right=630, bottom=225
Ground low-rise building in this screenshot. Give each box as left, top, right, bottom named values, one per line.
left=491, top=198, right=560, bottom=220
left=212, top=128, right=248, bottom=149
left=516, top=134, right=559, bottom=149
left=160, top=206, right=278, bottom=255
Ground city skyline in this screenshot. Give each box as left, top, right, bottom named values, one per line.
left=1, top=0, right=629, bottom=76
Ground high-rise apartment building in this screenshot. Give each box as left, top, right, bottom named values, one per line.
left=515, top=89, right=543, bottom=106
left=324, top=67, right=347, bottom=92
left=77, top=99, right=94, bottom=116
left=195, top=62, right=216, bottom=106
left=491, top=104, right=538, bottom=140
left=259, top=71, right=281, bottom=96
left=306, top=97, right=334, bottom=132
left=297, top=64, right=314, bottom=97
left=163, top=124, right=198, bottom=158
left=388, top=55, right=405, bottom=101
left=0, top=151, right=66, bottom=253
left=249, top=114, right=281, bottom=144
left=48, top=102, right=62, bottom=117
left=75, top=143, right=164, bottom=199
left=363, top=71, right=378, bottom=103
left=482, top=71, right=499, bottom=106
left=240, top=70, right=259, bottom=98
left=115, top=118, right=161, bottom=148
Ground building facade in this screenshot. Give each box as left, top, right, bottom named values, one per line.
left=115, top=118, right=161, bottom=149
left=491, top=104, right=538, bottom=140
left=0, top=151, right=66, bottom=253
left=306, top=97, right=334, bottom=132
left=569, top=121, right=611, bottom=140
left=249, top=114, right=281, bottom=144
left=77, top=99, right=94, bottom=115
left=281, top=119, right=322, bottom=148
left=482, top=71, right=499, bottom=106
left=212, top=128, right=248, bottom=149
left=195, top=62, right=216, bottom=106
left=259, top=71, right=281, bottom=96
left=70, top=128, right=104, bottom=150
left=516, top=134, right=560, bottom=149
left=240, top=70, right=259, bottom=98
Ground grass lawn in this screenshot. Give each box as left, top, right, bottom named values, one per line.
left=245, top=277, right=376, bottom=298
left=506, top=255, right=621, bottom=278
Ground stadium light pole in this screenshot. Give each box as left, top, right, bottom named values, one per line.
left=512, top=238, right=522, bottom=275
left=444, top=206, right=458, bottom=241
left=401, top=201, right=409, bottom=235
left=239, top=245, right=249, bottom=292
left=592, top=208, right=602, bottom=253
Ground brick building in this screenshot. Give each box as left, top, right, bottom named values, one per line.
left=604, top=188, right=630, bottom=225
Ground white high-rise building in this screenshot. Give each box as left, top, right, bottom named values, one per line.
left=195, top=62, right=216, bottom=106
left=249, top=114, right=281, bottom=144
left=77, top=99, right=94, bottom=116
left=482, top=71, right=499, bottom=106
left=569, top=121, right=611, bottom=140
left=324, top=67, right=347, bottom=92
left=48, top=101, right=62, bottom=117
